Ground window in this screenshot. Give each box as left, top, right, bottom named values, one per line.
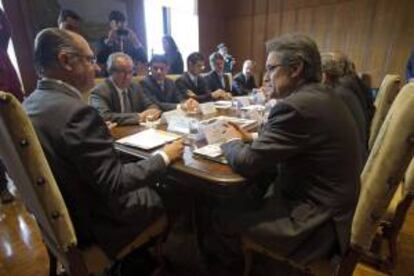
left=144, top=0, right=199, bottom=70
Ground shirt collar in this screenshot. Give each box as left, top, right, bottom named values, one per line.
left=41, top=77, right=82, bottom=99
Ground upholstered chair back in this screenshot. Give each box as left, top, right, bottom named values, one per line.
left=0, top=91, right=77, bottom=269
left=369, top=74, right=401, bottom=149
left=352, top=83, right=414, bottom=251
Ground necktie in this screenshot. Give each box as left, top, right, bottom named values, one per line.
left=122, top=90, right=131, bottom=113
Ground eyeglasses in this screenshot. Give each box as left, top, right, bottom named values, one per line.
left=266, top=63, right=284, bottom=72
left=113, top=68, right=135, bottom=75
left=66, top=52, right=97, bottom=64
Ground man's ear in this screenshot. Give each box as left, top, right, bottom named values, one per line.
left=290, top=61, right=304, bottom=79
left=57, top=52, right=73, bottom=71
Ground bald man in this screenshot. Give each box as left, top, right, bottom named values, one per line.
left=232, top=60, right=257, bottom=96
left=24, top=28, right=183, bottom=259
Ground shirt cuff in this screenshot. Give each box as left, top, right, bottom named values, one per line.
left=251, top=132, right=259, bottom=140
left=226, top=137, right=243, bottom=143
left=154, top=151, right=170, bottom=166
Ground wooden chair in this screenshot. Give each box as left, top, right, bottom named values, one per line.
left=361, top=158, right=414, bottom=272
left=242, top=83, right=414, bottom=276
left=0, top=91, right=168, bottom=275
left=368, top=74, right=401, bottom=149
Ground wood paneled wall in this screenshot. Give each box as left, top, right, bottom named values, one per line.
left=199, top=0, right=414, bottom=87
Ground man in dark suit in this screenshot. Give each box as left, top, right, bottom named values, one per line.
left=232, top=59, right=257, bottom=96
left=203, top=52, right=232, bottom=98
left=204, top=34, right=362, bottom=274
left=24, top=28, right=184, bottom=259
left=322, top=52, right=368, bottom=159
left=90, top=52, right=160, bottom=125
left=175, top=52, right=228, bottom=102
left=140, top=54, right=198, bottom=111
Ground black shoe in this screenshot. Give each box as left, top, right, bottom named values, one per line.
left=0, top=189, right=15, bottom=204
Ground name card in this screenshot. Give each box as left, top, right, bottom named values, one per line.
left=233, top=96, right=251, bottom=107
left=199, top=102, right=217, bottom=115
left=161, top=109, right=185, bottom=124
left=167, top=116, right=193, bottom=134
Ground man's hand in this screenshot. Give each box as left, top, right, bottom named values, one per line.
left=139, top=108, right=161, bottom=122
left=182, top=98, right=199, bottom=113
left=105, top=121, right=118, bottom=130
left=163, top=139, right=184, bottom=163
left=225, top=121, right=253, bottom=142
left=211, top=89, right=227, bottom=100
left=186, top=90, right=197, bottom=98
left=223, top=92, right=233, bottom=100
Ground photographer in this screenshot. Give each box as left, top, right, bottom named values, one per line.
left=97, top=10, right=147, bottom=75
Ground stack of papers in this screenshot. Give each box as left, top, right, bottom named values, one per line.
left=117, top=129, right=181, bottom=150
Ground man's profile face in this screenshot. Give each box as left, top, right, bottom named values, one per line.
left=111, top=57, right=134, bottom=89
left=150, top=62, right=168, bottom=82
left=189, top=60, right=204, bottom=76
left=265, top=51, right=294, bottom=99
left=65, top=34, right=98, bottom=92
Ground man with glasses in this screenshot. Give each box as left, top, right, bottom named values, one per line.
left=90, top=52, right=160, bottom=125
left=176, top=52, right=228, bottom=102
left=24, top=28, right=184, bottom=270
left=202, top=34, right=361, bottom=274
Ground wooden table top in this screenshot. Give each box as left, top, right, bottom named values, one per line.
left=110, top=111, right=250, bottom=193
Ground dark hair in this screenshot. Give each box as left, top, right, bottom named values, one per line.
left=58, top=9, right=80, bottom=25
left=34, top=28, right=78, bottom=76
left=109, top=10, right=126, bottom=23
left=266, top=34, right=322, bottom=83
left=162, top=35, right=179, bottom=52
left=187, top=52, right=204, bottom=67
left=150, top=54, right=168, bottom=65
left=209, top=52, right=224, bottom=70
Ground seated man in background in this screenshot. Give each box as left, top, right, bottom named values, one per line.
left=97, top=10, right=147, bottom=75
left=57, top=9, right=81, bottom=33
left=203, top=52, right=233, bottom=99
left=203, top=34, right=361, bottom=275
left=24, top=28, right=184, bottom=266
left=140, top=54, right=198, bottom=111
left=176, top=52, right=227, bottom=102
left=90, top=52, right=160, bottom=125
left=322, top=52, right=367, bottom=159
left=232, top=59, right=257, bottom=96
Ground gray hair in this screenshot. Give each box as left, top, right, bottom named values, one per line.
left=34, top=27, right=78, bottom=76
left=321, top=52, right=347, bottom=79
left=266, top=34, right=322, bottom=83
left=106, top=52, right=133, bottom=73
left=209, top=52, right=223, bottom=70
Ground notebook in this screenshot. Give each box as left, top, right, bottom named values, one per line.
left=116, top=129, right=181, bottom=150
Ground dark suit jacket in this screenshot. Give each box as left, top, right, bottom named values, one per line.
left=89, top=79, right=157, bottom=125
left=232, top=72, right=257, bottom=96
left=175, top=72, right=212, bottom=103
left=140, top=76, right=183, bottom=111
left=203, top=70, right=232, bottom=93
left=221, top=83, right=361, bottom=263
left=24, top=79, right=166, bottom=257
left=332, top=83, right=368, bottom=159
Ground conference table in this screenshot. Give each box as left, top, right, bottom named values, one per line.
left=110, top=108, right=252, bottom=196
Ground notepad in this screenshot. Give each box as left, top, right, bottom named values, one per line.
left=116, top=129, right=181, bottom=150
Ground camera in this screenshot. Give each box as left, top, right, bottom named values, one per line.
left=116, top=28, right=129, bottom=37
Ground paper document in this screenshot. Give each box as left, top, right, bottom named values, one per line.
left=117, top=129, right=181, bottom=150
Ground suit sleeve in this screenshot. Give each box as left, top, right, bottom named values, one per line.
left=175, top=77, right=212, bottom=103
left=221, top=103, right=310, bottom=177
left=61, top=106, right=167, bottom=199
left=89, top=89, right=140, bottom=125
left=139, top=82, right=176, bottom=111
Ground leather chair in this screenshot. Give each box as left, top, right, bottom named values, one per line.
left=368, top=74, right=401, bottom=149
left=242, top=83, right=414, bottom=276
left=0, top=91, right=168, bottom=275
